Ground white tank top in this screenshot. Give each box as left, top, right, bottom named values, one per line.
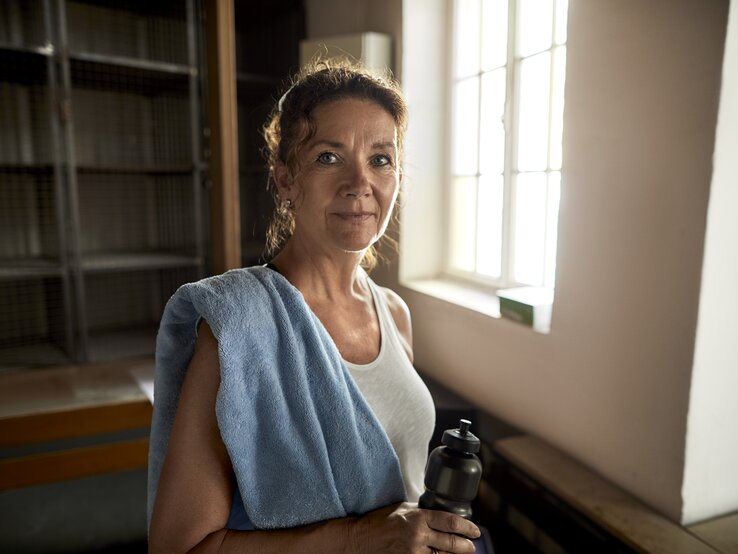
left=343, top=277, right=436, bottom=502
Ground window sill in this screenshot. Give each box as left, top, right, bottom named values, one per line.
left=401, top=277, right=552, bottom=334
left=401, top=276, right=502, bottom=319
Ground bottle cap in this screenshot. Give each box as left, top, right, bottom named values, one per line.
left=442, top=419, right=480, bottom=454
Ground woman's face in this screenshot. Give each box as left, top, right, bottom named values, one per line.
left=280, top=98, right=401, bottom=257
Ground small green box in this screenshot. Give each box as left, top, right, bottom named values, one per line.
left=497, top=287, right=553, bottom=332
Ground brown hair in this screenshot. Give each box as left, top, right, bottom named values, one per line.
left=262, top=58, right=408, bottom=271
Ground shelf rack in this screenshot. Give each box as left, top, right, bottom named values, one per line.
left=0, top=0, right=207, bottom=370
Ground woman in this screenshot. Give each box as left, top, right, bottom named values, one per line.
left=148, top=61, right=480, bottom=553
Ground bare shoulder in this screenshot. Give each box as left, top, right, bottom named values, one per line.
left=380, top=287, right=411, bottom=323
left=196, top=319, right=218, bottom=352
left=379, top=287, right=414, bottom=363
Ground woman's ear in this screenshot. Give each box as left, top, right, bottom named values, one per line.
left=273, top=163, right=292, bottom=202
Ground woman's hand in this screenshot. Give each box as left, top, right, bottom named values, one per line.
left=354, top=502, right=481, bottom=553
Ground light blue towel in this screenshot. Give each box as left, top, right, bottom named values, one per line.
left=147, top=266, right=406, bottom=531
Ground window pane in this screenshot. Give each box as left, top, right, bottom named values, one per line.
left=517, top=0, right=553, bottom=58
left=545, top=172, right=561, bottom=288
left=479, top=68, right=506, bottom=175
left=454, top=0, right=481, bottom=78
left=513, top=172, right=547, bottom=285
left=549, top=46, right=566, bottom=171
left=450, top=177, right=478, bottom=272
left=516, top=52, right=550, bottom=172
left=555, top=0, right=568, bottom=44
left=452, top=77, right=480, bottom=175
left=476, top=174, right=503, bottom=277
left=481, top=0, right=508, bottom=71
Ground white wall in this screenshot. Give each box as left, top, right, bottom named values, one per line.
left=396, top=0, right=446, bottom=285
left=682, top=0, right=738, bottom=525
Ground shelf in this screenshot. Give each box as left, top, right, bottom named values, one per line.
left=0, top=259, right=63, bottom=280
left=0, top=44, right=50, bottom=85
left=0, top=342, right=70, bottom=373
left=76, top=164, right=195, bottom=175
left=87, top=325, right=159, bottom=363
left=70, top=51, right=194, bottom=76
left=80, top=252, right=201, bottom=273
left=69, top=53, right=192, bottom=95
left=0, top=357, right=152, bottom=423
left=1, top=0, right=209, bottom=370
left=0, top=163, right=54, bottom=174
left=0, top=42, right=53, bottom=58
left=68, top=0, right=186, bottom=19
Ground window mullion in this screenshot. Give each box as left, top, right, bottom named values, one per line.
left=474, top=3, right=484, bottom=275
left=442, top=0, right=455, bottom=276
left=541, top=8, right=558, bottom=288
left=542, top=0, right=565, bottom=289
left=501, top=0, right=518, bottom=287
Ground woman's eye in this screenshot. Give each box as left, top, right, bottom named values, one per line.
left=316, top=152, right=338, bottom=165
left=371, top=154, right=393, bottom=167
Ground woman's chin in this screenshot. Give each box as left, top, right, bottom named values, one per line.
left=330, top=230, right=379, bottom=253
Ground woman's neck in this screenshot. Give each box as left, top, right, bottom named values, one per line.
left=271, top=240, right=367, bottom=303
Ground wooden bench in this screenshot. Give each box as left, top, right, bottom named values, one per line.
left=489, top=435, right=737, bottom=554
left=0, top=359, right=154, bottom=490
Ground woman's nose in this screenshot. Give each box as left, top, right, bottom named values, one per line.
left=341, top=164, right=372, bottom=198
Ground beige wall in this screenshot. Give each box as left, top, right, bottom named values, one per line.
left=544, top=0, right=725, bottom=520
left=303, top=0, right=734, bottom=524
left=304, top=0, right=403, bottom=76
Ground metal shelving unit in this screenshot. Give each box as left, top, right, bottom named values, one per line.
left=1, top=0, right=73, bottom=370
left=0, top=0, right=207, bottom=370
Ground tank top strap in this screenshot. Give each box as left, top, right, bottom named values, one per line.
left=364, top=275, right=405, bottom=353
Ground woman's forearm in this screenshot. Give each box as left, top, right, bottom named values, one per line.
left=157, top=501, right=479, bottom=554
left=189, top=515, right=365, bottom=554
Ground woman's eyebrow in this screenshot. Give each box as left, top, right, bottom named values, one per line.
left=309, top=140, right=343, bottom=150
left=308, top=139, right=397, bottom=150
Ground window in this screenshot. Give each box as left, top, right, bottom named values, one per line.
left=447, top=0, right=568, bottom=290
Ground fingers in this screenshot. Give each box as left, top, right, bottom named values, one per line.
left=422, top=511, right=480, bottom=554
left=427, top=528, right=477, bottom=553
left=424, top=510, right=480, bottom=540
left=376, top=503, right=482, bottom=553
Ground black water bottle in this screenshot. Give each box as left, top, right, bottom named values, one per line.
left=419, top=418, right=482, bottom=519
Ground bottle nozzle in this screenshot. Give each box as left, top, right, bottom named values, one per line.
left=441, top=419, right=480, bottom=453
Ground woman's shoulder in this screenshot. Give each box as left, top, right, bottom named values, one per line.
left=362, top=275, right=410, bottom=326
left=377, top=286, right=410, bottom=321
left=370, top=282, right=413, bottom=361
left=181, top=266, right=287, bottom=304
left=164, top=266, right=290, bottom=336
left=191, top=265, right=272, bottom=289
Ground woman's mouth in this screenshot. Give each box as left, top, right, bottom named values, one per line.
left=336, top=211, right=374, bottom=223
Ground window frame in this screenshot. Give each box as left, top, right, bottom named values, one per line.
left=443, top=0, right=567, bottom=291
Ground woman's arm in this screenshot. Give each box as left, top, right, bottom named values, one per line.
left=149, top=322, right=479, bottom=553
left=148, top=320, right=236, bottom=551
